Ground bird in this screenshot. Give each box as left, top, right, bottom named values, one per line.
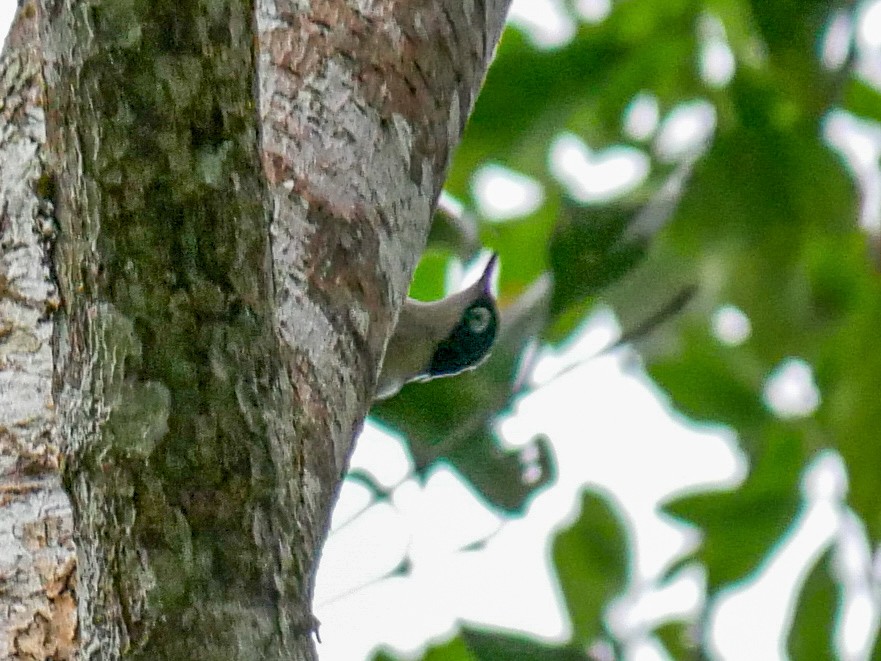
left=374, top=254, right=499, bottom=400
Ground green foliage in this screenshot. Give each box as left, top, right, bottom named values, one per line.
left=787, top=550, right=839, bottom=659
left=548, top=199, right=648, bottom=320
left=370, top=0, right=881, bottom=658
left=374, top=638, right=474, bottom=661
left=664, top=428, right=803, bottom=591
left=654, top=621, right=700, bottom=660
left=376, top=631, right=592, bottom=661
left=460, top=628, right=593, bottom=661
left=553, top=491, right=630, bottom=647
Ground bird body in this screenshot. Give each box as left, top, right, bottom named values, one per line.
left=374, top=255, right=499, bottom=400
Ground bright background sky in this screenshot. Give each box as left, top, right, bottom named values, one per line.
left=2, top=3, right=879, bottom=660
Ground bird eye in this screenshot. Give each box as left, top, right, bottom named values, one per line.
left=464, top=306, right=492, bottom=334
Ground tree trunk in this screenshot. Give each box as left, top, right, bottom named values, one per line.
left=1, top=0, right=510, bottom=658
left=0, top=3, right=77, bottom=659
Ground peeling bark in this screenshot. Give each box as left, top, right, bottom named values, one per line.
left=0, top=0, right=511, bottom=658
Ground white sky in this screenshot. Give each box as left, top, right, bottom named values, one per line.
left=0, top=8, right=11, bottom=44
left=2, top=3, right=879, bottom=660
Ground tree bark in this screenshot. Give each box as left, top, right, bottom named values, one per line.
left=0, top=0, right=511, bottom=658
left=0, top=3, right=77, bottom=659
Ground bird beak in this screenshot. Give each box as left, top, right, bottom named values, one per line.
left=479, top=253, right=499, bottom=294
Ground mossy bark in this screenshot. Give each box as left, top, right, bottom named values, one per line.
left=15, top=0, right=515, bottom=657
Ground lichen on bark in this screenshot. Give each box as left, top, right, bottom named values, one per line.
left=23, top=0, right=515, bottom=657
left=43, top=0, right=316, bottom=656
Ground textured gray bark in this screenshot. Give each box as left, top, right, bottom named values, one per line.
left=0, top=3, right=77, bottom=659
left=0, top=0, right=511, bottom=658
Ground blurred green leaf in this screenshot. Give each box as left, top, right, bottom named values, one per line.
left=748, top=0, right=840, bottom=65
left=654, top=621, right=699, bottom=660
left=548, top=199, right=648, bottom=317
left=373, top=637, right=476, bottom=661
left=663, top=429, right=803, bottom=591
left=843, top=77, right=881, bottom=125
left=786, top=550, right=838, bottom=660
left=649, top=324, right=767, bottom=434
left=811, top=255, right=881, bottom=538
left=408, top=248, right=455, bottom=303
left=552, top=491, right=629, bottom=647
left=447, top=431, right=555, bottom=513
left=462, top=628, right=591, bottom=661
